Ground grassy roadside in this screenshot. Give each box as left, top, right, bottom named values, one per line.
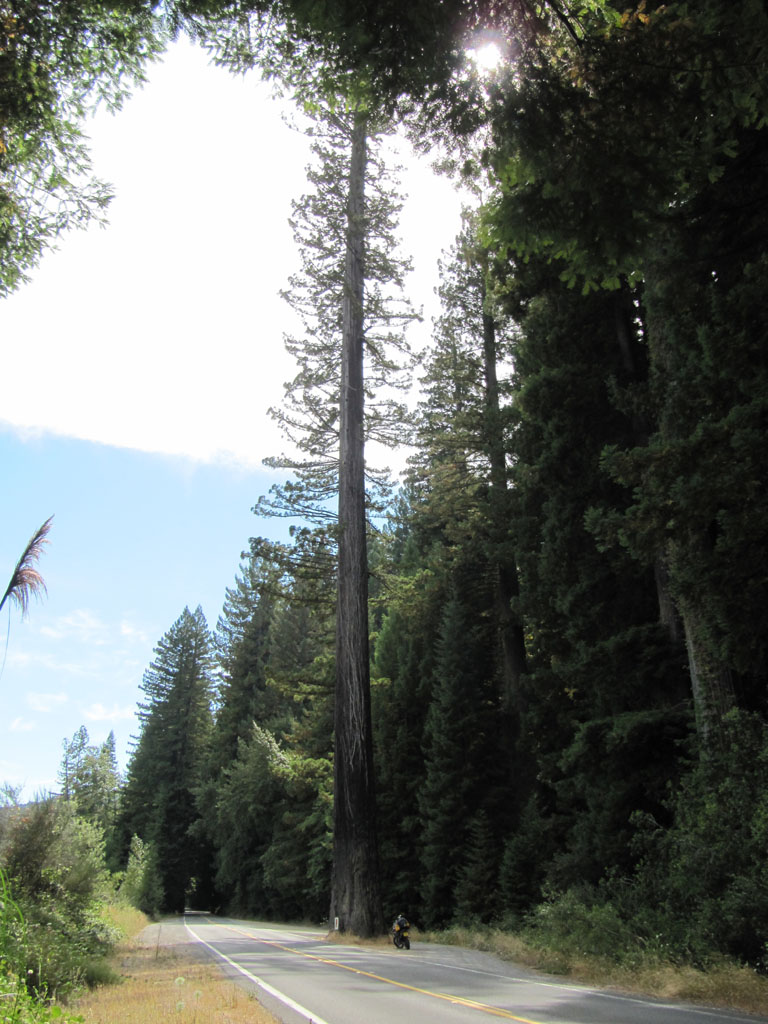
left=78, top=911, right=768, bottom=1021
left=74, top=908, right=278, bottom=1024
left=417, top=925, right=768, bottom=1017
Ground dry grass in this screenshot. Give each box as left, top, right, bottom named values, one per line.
left=102, top=904, right=151, bottom=941
left=326, top=929, right=395, bottom=949
left=568, top=957, right=768, bottom=1017
left=419, top=926, right=768, bottom=1018
left=75, top=924, right=278, bottom=1024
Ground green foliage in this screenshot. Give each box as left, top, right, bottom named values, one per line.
left=0, top=799, right=114, bottom=999
left=371, top=553, right=439, bottom=917
left=117, top=836, right=163, bottom=919
left=498, top=798, right=552, bottom=922
left=58, top=729, right=121, bottom=844
left=260, top=752, right=332, bottom=920
left=523, top=888, right=639, bottom=964
left=0, top=865, right=25, bottom=977
left=418, top=588, right=499, bottom=927
left=255, top=104, right=418, bottom=524
left=621, top=711, right=768, bottom=965
left=210, top=725, right=331, bottom=919
left=0, top=1, right=163, bottom=293
left=0, top=969, right=84, bottom=1023
left=453, top=811, right=499, bottom=925
left=118, top=607, right=215, bottom=912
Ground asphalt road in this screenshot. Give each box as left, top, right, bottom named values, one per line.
left=168, top=915, right=767, bottom=1024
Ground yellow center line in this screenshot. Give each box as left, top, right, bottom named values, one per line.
left=219, top=923, right=546, bottom=1024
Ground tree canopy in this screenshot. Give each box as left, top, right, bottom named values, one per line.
left=0, top=1, right=163, bottom=294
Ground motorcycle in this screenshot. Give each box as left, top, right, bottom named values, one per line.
left=392, top=915, right=410, bottom=950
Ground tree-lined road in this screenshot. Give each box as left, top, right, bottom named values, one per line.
left=169, top=916, right=767, bottom=1024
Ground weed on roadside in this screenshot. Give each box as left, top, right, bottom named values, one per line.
left=75, top=935, right=277, bottom=1024
left=419, top=925, right=768, bottom=1017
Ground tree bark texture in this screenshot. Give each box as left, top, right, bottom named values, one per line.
left=481, top=302, right=527, bottom=717
left=329, top=110, right=383, bottom=937
left=682, top=602, right=735, bottom=758
left=644, top=262, right=734, bottom=756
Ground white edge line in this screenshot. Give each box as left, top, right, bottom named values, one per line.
left=184, top=919, right=333, bottom=1024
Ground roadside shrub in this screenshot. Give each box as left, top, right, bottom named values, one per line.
left=0, top=864, right=26, bottom=976
left=625, top=710, right=768, bottom=967
left=0, top=969, right=84, bottom=1023
left=1, top=798, right=116, bottom=998
left=523, top=888, right=639, bottom=963
left=117, top=835, right=163, bottom=918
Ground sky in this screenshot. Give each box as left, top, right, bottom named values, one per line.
left=0, top=37, right=465, bottom=798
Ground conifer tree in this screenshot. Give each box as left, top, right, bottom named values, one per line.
left=119, top=606, right=215, bottom=911
left=412, top=219, right=526, bottom=715
left=478, top=0, right=768, bottom=757
left=506, top=256, right=690, bottom=891
left=253, top=105, right=418, bottom=936
left=418, top=587, right=498, bottom=927
left=58, top=726, right=90, bottom=801
left=58, top=727, right=121, bottom=836
left=211, top=557, right=281, bottom=769
left=256, top=108, right=418, bottom=523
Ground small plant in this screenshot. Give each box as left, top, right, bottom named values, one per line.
left=0, top=517, right=53, bottom=618
left=0, top=865, right=26, bottom=974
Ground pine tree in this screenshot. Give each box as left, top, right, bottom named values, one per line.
left=212, top=557, right=281, bottom=769
left=197, top=539, right=335, bottom=917
left=453, top=810, right=499, bottom=924
left=412, top=218, right=527, bottom=715
left=506, top=256, right=690, bottom=892
left=58, top=726, right=90, bottom=801
left=119, top=606, right=215, bottom=911
left=253, top=104, right=418, bottom=936
left=479, top=0, right=768, bottom=758
left=58, top=727, right=121, bottom=836
left=418, top=588, right=497, bottom=927
left=256, top=107, right=418, bottom=523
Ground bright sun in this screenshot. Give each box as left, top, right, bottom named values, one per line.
left=468, top=41, right=504, bottom=73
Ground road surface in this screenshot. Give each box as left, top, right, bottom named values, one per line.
left=160, top=915, right=767, bottom=1024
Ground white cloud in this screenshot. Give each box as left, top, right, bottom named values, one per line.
left=39, top=609, right=109, bottom=645
left=119, top=620, right=151, bottom=646
left=8, top=649, right=101, bottom=677
left=83, top=703, right=136, bottom=723
left=27, top=692, right=68, bottom=713
left=0, top=39, right=463, bottom=470
left=9, top=717, right=35, bottom=733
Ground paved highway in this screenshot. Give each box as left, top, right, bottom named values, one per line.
left=176, top=916, right=767, bottom=1024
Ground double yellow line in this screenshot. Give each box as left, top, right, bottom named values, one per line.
left=222, top=923, right=545, bottom=1024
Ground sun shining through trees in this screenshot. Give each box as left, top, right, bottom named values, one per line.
left=468, top=40, right=504, bottom=73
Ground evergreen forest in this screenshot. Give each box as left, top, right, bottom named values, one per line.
left=2, top=0, right=768, bottom=1001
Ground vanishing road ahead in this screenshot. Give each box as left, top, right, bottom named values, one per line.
left=169, top=915, right=767, bottom=1024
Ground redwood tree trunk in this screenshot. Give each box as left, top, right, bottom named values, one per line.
left=329, top=110, right=382, bottom=937
left=480, top=300, right=527, bottom=717
left=644, top=261, right=734, bottom=757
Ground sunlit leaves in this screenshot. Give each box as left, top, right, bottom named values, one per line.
left=0, top=1, right=163, bottom=293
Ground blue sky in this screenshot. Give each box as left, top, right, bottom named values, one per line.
left=0, top=430, right=288, bottom=794
left=0, top=38, right=463, bottom=798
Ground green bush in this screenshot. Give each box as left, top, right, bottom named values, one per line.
left=523, top=888, right=639, bottom=963
left=623, top=710, right=768, bottom=966
left=1, top=798, right=117, bottom=998
left=0, top=968, right=83, bottom=1023
left=117, top=835, right=163, bottom=918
